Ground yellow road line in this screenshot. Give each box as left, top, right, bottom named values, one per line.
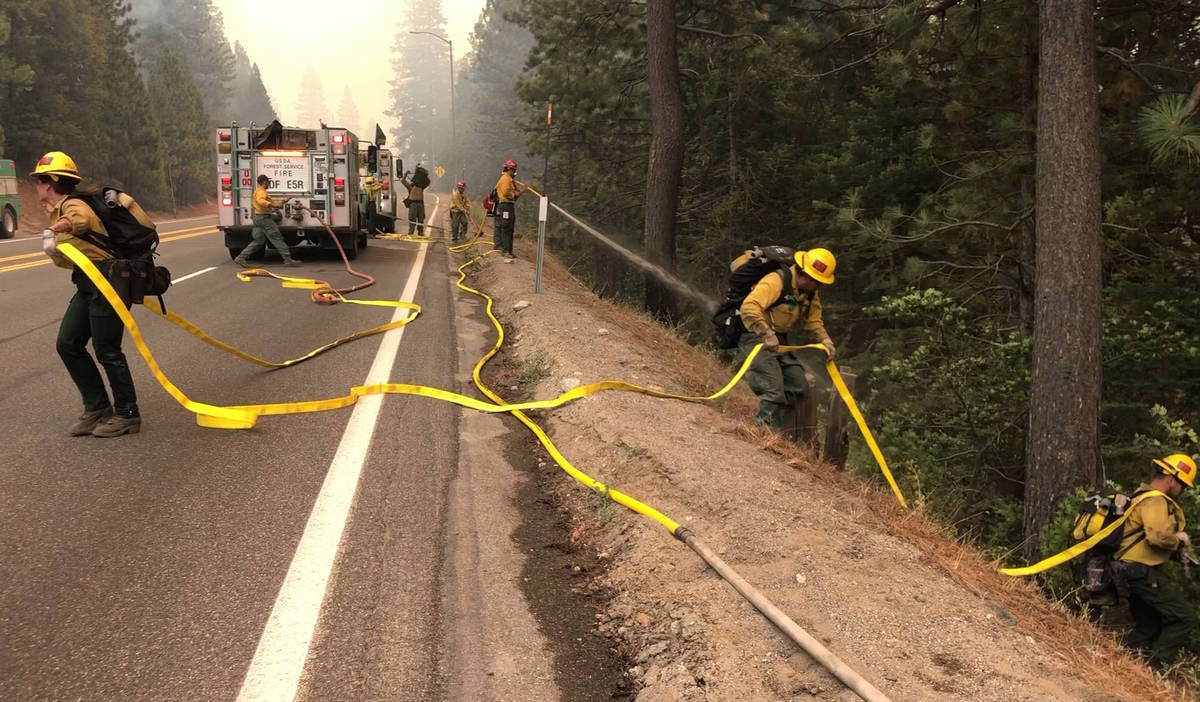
left=0, top=224, right=217, bottom=264
left=0, top=226, right=219, bottom=276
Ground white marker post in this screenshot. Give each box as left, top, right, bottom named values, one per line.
left=535, top=195, right=548, bottom=293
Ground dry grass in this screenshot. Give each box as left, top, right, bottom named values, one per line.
left=538, top=253, right=757, bottom=416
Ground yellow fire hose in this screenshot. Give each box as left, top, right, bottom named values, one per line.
left=51, top=237, right=904, bottom=700
left=999, top=490, right=1167, bottom=577
left=454, top=251, right=894, bottom=702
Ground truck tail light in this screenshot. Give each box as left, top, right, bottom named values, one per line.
left=222, top=196, right=233, bottom=207
left=382, top=180, right=389, bottom=189
left=332, top=132, right=346, bottom=155
left=218, top=131, right=231, bottom=142
left=334, top=178, right=345, bottom=191
left=220, top=176, right=232, bottom=191
left=335, top=195, right=345, bottom=206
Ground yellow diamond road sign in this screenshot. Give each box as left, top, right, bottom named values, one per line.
left=435, top=166, right=445, bottom=178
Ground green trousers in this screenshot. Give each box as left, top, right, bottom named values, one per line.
left=407, top=201, right=426, bottom=235
left=494, top=202, right=515, bottom=254
left=1123, top=565, right=1198, bottom=668
left=450, top=210, right=468, bottom=241
left=57, top=276, right=139, bottom=417
left=241, top=214, right=291, bottom=259
left=736, top=332, right=808, bottom=429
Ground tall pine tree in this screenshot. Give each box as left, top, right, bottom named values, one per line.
left=387, top=0, right=452, bottom=167
left=148, top=48, right=211, bottom=211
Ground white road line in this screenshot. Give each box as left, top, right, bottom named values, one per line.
left=0, top=237, right=34, bottom=245
left=170, top=266, right=217, bottom=284
left=236, top=241, right=432, bottom=702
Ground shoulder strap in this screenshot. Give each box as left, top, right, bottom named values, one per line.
left=63, top=194, right=119, bottom=257
left=1001, top=489, right=1167, bottom=577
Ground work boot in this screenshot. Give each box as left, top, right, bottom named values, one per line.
left=91, top=414, right=141, bottom=438
left=69, top=407, right=112, bottom=436
left=282, top=258, right=302, bottom=267
left=234, top=257, right=251, bottom=268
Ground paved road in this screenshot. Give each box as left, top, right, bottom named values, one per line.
left=0, top=208, right=563, bottom=701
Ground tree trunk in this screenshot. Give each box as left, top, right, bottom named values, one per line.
left=1016, top=6, right=1037, bottom=335
left=1023, top=0, right=1104, bottom=561
left=643, top=0, right=684, bottom=321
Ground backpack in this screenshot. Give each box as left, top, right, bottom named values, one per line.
left=1071, top=489, right=1161, bottom=607
left=710, top=245, right=797, bottom=349
left=482, top=189, right=498, bottom=217
left=70, top=188, right=171, bottom=308
left=412, top=165, right=431, bottom=189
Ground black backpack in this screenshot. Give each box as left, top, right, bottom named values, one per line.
left=711, top=245, right=798, bottom=349
left=70, top=188, right=170, bottom=308
left=412, top=165, right=431, bottom=189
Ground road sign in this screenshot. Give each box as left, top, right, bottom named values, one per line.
left=435, top=166, right=445, bottom=178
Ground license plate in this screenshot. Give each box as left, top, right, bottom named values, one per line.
left=254, top=155, right=310, bottom=192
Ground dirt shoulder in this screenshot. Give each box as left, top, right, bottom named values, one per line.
left=458, top=244, right=1175, bottom=702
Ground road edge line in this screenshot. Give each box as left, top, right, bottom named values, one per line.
left=235, top=241, right=431, bottom=701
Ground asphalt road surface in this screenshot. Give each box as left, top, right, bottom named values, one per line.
left=0, top=208, right=567, bottom=701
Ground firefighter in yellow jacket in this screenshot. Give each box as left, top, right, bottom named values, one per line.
left=235, top=175, right=299, bottom=266
left=1114, top=453, right=1198, bottom=668
left=492, top=158, right=524, bottom=258
left=32, top=151, right=147, bottom=437
left=737, top=248, right=837, bottom=429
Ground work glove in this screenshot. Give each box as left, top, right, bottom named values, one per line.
left=762, top=332, right=780, bottom=351
left=821, top=338, right=836, bottom=359
left=42, top=229, right=58, bottom=257
left=1178, top=531, right=1191, bottom=548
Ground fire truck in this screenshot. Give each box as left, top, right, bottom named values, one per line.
left=358, top=124, right=400, bottom=234
left=215, top=121, right=369, bottom=259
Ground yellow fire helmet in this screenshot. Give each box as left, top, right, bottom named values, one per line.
left=365, top=176, right=374, bottom=184
left=794, top=247, right=836, bottom=285
left=29, top=151, right=81, bottom=182
left=1154, top=453, right=1198, bottom=488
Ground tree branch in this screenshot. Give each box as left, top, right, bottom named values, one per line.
left=1096, top=45, right=1160, bottom=92
left=676, top=24, right=765, bottom=44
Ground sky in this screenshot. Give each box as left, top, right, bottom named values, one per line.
left=212, top=0, right=485, bottom=138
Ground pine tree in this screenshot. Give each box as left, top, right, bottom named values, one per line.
left=0, top=12, right=36, bottom=154
left=132, top=0, right=235, bottom=125
left=92, top=0, right=168, bottom=206
left=295, top=66, right=328, bottom=127
left=387, top=0, right=452, bottom=167
left=337, top=86, right=360, bottom=133
left=147, top=48, right=211, bottom=211
left=231, top=42, right=276, bottom=126
left=456, top=0, right=534, bottom=194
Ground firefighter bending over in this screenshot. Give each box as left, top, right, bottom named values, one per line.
left=737, top=248, right=837, bottom=430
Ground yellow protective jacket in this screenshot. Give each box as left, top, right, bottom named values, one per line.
left=47, top=193, right=154, bottom=269
left=252, top=185, right=283, bottom=215
left=451, top=189, right=469, bottom=213
left=738, top=262, right=830, bottom=343
left=495, top=172, right=520, bottom=203
left=1117, top=485, right=1186, bottom=567
left=363, top=182, right=382, bottom=203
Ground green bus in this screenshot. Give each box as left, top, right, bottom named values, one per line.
left=0, top=159, right=20, bottom=238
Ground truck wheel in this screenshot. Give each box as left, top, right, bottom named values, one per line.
left=344, top=237, right=359, bottom=260
left=228, top=246, right=244, bottom=260
left=0, top=207, right=16, bottom=239
left=358, top=232, right=367, bottom=249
